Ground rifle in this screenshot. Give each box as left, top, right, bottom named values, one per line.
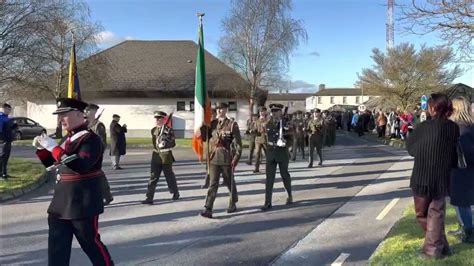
left=159, top=112, right=173, bottom=137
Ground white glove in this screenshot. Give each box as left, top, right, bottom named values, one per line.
left=158, top=141, right=165, bottom=148
left=32, top=136, right=44, bottom=150
left=37, top=135, right=58, bottom=152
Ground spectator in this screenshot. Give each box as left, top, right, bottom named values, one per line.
left=376, top=111, right=387, bottom=138
left=406, top=93, right=459, bottom=259
left=109, top=114, right=127, bottom=170
left=400, top=114, right=409, bottom=140
left=449, top=96, right=474, bottom=243
left=0, top=103, right=17, bottom=179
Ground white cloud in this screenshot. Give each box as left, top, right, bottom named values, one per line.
left=95, top=31, right=134, bottom=47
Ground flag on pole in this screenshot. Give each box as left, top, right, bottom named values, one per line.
left=67, top=41, right=81, bottom=100
left=192, top=16, right=212, bottom=161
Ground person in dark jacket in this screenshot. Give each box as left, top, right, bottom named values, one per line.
left=449, top=96, right=474, bottom=243
left=109, top=114, right=127, bottom=170
left=0, top=103, right=16, bottom=179
left=406, top=93, right=459, bottom=259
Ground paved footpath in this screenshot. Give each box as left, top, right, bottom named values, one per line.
left=1, top=134, right=412, bottom=265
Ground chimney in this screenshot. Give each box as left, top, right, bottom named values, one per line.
left=319, top=84, right=326, bottom=91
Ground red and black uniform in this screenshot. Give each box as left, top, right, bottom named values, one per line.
left=36, top=123, right=113, bottom=266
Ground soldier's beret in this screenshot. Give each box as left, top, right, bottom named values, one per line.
left=312, top=108, right=321, bottom=113
left=2, top=103, right=11, bottom=109
left=295, top=110, right=303, bottom=114
left=215, top=102, right=229, bottom=109
left=112, top=114, right=121, bottom=118
left=269, top=103, right=284, bottom=111
left=154, top=111, right=167, bottom=118
left=85, top=103, right=100, bottom=111
left=53, top=98, right=88, bottom=114
left=259, top=106, right=267, bottom=112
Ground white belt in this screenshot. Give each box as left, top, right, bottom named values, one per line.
left=155, top=148, right=172, bottom=153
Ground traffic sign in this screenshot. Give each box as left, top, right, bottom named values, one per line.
left=358, top=104, right=366, bottom=112
left=421, top=95, right=428, bottom=111
left=421, top=95, right=428, bottom=102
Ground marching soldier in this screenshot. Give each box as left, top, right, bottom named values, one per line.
left=291, top=110, right=305, bottom=161
left=246, top=114, right=258, bottom=165
left=85, top=104, right=114, bottom=205
left=142, top=111, right=180, bottom=204
left=261, top=103, right=293, bottom=211
left=201, top=108, right=217, bottom=189
left=307, top=109, right=324, bottom=168
left=323, top=110, right=337, bottom=147
left=304, top=111, right=311, bottom=148
left=253, top=106, right=268, bottom=173
left=200, top=102, right=242, bottom=218
left=33, top=98, right=113, bottom=265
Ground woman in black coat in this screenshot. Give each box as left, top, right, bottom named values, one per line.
left=109, top=114, right=127, bottom=170
left=406, top=93, right=459, bottom=259
left=449, top=96, right=474, bottom=243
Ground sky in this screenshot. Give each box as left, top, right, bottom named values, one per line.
left=85, top=0, right=473, bottom=93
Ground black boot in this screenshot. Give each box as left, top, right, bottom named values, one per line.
left=261, top=203, right=272, bottom=211
left=462, top=229, right=474, bottom=243
left=286, top=196, right=293, bottom=205
left=172, top=192, right=180, bottom=200
left=200, top=208, right=213, bottom=219
left=227, top=203, right=237, bottom=213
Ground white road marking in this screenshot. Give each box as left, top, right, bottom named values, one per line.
left=376, top=198, right=400, bottom=220
left=331, top=253, right=350, bottom=266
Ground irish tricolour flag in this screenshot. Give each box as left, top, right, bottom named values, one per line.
left=192, top=19, right=212, bottom=161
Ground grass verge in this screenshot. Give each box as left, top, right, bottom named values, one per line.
left=370, top=204, right=474, bottom=266
left=0, top=158, right=45, bottom=193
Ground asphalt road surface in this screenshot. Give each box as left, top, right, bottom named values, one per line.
left=1, top=133, right=413, bottom=265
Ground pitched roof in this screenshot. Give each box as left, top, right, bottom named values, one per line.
left=267, top=93, right=313, bottom=101
left=314, top=88, right=362, bottom=96
left=74, top=40, right=253, bottom=99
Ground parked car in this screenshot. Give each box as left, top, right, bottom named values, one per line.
left=10, top=117, right=46, bottom=140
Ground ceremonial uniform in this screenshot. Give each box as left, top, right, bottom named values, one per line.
left=246, top=116, right=258, bottom=165
left=142, top=111, right=179, bottom=204
left=307, top=111, right=324, bottom=168
left=254, top=114, right=268, bottom=173
left=201, top=103, right=242, bottom=218
left=34, top=98, right=113, bottom=266
left=262, top=104, right=292, bottom=211
left=291, top=111, right=305, bottom=160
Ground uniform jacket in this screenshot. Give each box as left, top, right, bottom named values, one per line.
left=110, top=120, right=127, bottom=156
left=246, top=119, right=258, bottom=140
left=266, top=118, right=291, bottom=162
left=89, top=120, right=107, bottom=148
left=151, top=125, right=176, bottom=165
left=291, top=118, right=306, bottom=139
left=36, top=124, right=104, bottom=219
left=204, top=117, right=242, bottom=166
left=255, top=117, right=268, bottom=144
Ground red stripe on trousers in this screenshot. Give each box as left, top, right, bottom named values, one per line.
left=93, top=215, right=111, bottom=266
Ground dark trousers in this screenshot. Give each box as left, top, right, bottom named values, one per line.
left=265, top=157, right=292, bottom=204
left=308, top=135, right=323, bottom=166
left=48, top=215, right=113, bottom=266
left=378, top=125, right=387, bottom=137
left=100, top=176, right=113, bottom=201
left=455, top=206, right=473, bottom=230
left=291, top=138, right=305, bottom=160
left=205, top=164, right=238, bottom=210
left=254, top=142, right=266, bottom=171
left=145, top=155, right=178, bottom=200
left=0, top=142, right=11, bottom=176
left=414, top=195, right=450, bottom=257
left=247, top=137, right=256, bottom=163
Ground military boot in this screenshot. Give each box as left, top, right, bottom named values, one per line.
left=261, top=202, right=272, bottom=211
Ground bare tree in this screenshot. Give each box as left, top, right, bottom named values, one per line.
left=357, top=43, right=462, bottom=111
left=400, top=0, right=474, bottom=61
left=219, top=0, right=307, bottom=113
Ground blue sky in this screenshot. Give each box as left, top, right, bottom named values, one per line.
left=86, top=0, right=473, bottom=92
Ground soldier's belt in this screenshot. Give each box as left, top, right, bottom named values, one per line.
left=59, top=170, right=104, bottom=181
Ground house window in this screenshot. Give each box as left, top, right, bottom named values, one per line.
left=356, top=96, right=360, bottom=104
left=318, top=97, right=322, bottom=104
left=330, top=97, right=335, bottom=104
left=343, top=96, right=347, bottom=104
left=190, top=101, right=195, bottom=111
left=177, top=101, right=186, bottom=111
left=228, top=101, right=237, bottom=111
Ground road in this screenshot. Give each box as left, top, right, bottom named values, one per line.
left=1, top=133, right=413, bottom=265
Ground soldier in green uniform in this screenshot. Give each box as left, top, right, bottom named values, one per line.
left=291, top=110, right=305, bottom=161
left=307, top=109, right=324, bottom=168
left=261, top=103, right=293, bottom=211
left=200, top=102, right=242, bottom=218
left=304, top=111, right=311, bottom=148
left=142, top=111, right=180, bottom=205
left=246, top=114, right=258, bottom=165
left=253, top=107, right=268, bottom=173
left=323, top=110, right=337, bottom=147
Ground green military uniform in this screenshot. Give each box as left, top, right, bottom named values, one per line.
left=142, top=111, right=179, bottom=204
left=246, top=116, right=258, bottom=165
left=262, top=104, right=292, bottom=211
left=323, top=112, right=337, bottom=147
left=254, top=115, right=268, bottom=173
left=201, top=105, right=242, bottom=218
left=291, top=111, right=305, bottom=161
left=307, top=111, right=324, bottom=168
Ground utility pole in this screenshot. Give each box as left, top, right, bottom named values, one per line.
left=386, top=0, right=394, bottom=51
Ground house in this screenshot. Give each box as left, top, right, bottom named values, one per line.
left=26, top=40, right=266, bottom=138
left=266, top=93, right=314, bottom=113
left=307, top=84, right=378, bottom=111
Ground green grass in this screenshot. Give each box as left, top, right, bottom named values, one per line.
left=0, top=158, right=45, bottom=193
left=370, top=204, right=474, bottom=266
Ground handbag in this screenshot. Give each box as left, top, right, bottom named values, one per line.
left=457, top=142, right=467, bottom=169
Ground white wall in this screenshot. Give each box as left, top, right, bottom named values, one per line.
left=27, top=98, right=250, bottom=138
left=314, top=95, right=377, bottom=110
